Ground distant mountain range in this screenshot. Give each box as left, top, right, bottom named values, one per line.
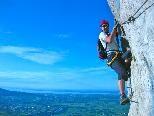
left=0, top=88, right=118, bottom=94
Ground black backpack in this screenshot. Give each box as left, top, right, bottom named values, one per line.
left=97, top=39, right=107, bottom=59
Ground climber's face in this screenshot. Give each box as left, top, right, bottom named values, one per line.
left=101, top=24, right=109, bottom=33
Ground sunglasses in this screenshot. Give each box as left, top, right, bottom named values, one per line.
left=102, top=24, right=109, bottom=27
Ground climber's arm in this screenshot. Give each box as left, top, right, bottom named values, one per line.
left=106, top=27, right=117, bottom=43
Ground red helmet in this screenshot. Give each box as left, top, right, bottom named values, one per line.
left=100, top=20, right=109, bottom=27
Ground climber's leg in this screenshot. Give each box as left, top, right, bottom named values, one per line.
left=118, top=80, right=130, bottom=105
left=110, top=59, right=128, bottom=81
left=118, top=79, right=125, bottom=95
left=107, top=53, right=129, bottom=104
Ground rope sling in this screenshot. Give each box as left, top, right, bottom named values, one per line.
left=122, top=0, right=154, bottom=25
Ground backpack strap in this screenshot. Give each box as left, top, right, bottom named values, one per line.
left=105, top=42, right=107, bottom=51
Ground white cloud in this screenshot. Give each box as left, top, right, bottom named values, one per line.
left=3, top=31, right=13, bottom=34
left=80, top=66, right=109, bottom=73
left=55, top=33, right=71, bottom=39
left=0, top=46, right=63, bottom=65
left=0, top=66, right=116, bottom=90
left=0, top=71, right=50, bottom=79
left=0, top=66, right=112, bottom=80
left=0, top=29, right=13, bottom=34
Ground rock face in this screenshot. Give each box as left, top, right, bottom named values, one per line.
left=107, top=0, right=154, bottom=116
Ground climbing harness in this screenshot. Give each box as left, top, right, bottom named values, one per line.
left=107, top=51, right=119, bottom=66
left=122, top=0, right=154, bottom=25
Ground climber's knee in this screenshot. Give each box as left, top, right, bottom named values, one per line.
left=118, top=72, right=128, bottom=81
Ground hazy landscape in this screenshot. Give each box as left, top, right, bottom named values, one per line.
left=0, top=88, right=129, bottom=116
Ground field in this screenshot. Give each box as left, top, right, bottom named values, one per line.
left=0, top=88, right=129, bottom=116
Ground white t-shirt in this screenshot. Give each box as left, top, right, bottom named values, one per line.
left=99, top=32, right=118, bottom=51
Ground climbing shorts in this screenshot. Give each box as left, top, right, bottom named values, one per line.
left=107, top=52, right=128, bottom=81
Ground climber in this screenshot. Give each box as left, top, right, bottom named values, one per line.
left=98, top=19, right=130, bottom=105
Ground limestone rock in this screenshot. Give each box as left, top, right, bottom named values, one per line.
left=107, top=0, right=154, bottom=116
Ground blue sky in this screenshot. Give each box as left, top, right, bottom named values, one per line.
left=0, top=0, right=118, bottom=91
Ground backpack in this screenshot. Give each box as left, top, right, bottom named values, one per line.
left=97, top=39, right=107, bottom=60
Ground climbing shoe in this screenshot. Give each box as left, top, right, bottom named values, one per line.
left=120, top=94, right=130, bottom=105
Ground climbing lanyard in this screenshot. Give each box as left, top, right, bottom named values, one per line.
left=122, top=0, right=154, bottom=25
